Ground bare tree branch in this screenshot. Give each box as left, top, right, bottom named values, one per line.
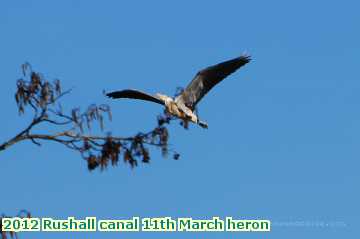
left=0, top=64, right=182, bottom=171
left=0, top=210, right=31, bottom=239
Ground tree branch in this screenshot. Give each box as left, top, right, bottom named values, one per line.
left=1, top=63, right=182, bottom=171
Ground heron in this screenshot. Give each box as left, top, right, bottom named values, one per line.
left=106, top=55, right=251, bottom=129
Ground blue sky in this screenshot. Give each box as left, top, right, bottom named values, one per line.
left=0, top=0, right=359, bottom=238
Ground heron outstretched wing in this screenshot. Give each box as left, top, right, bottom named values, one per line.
left=106, top=89, right=164, bottom=105
left=176, top=55, right=251, bottom=110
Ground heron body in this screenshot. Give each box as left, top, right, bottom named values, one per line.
left=106, top=55, right=251, bottom=128
left=156, top=93, right=200, bottom=126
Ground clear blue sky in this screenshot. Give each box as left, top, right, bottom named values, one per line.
left=1, top=0, right=359, bottom=238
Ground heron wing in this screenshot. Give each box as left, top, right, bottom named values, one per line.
left=106, top=89, right=165, bottom=105
left=176, top=55, right=251, bottom=110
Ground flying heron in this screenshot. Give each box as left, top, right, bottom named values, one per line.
left=106, top=55, right=251, bottom=128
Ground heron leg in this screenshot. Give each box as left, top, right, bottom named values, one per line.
left=197, top=119, right=208, bottom=129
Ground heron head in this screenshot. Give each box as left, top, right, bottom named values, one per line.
left=156, top=93, right=173, bottom=104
